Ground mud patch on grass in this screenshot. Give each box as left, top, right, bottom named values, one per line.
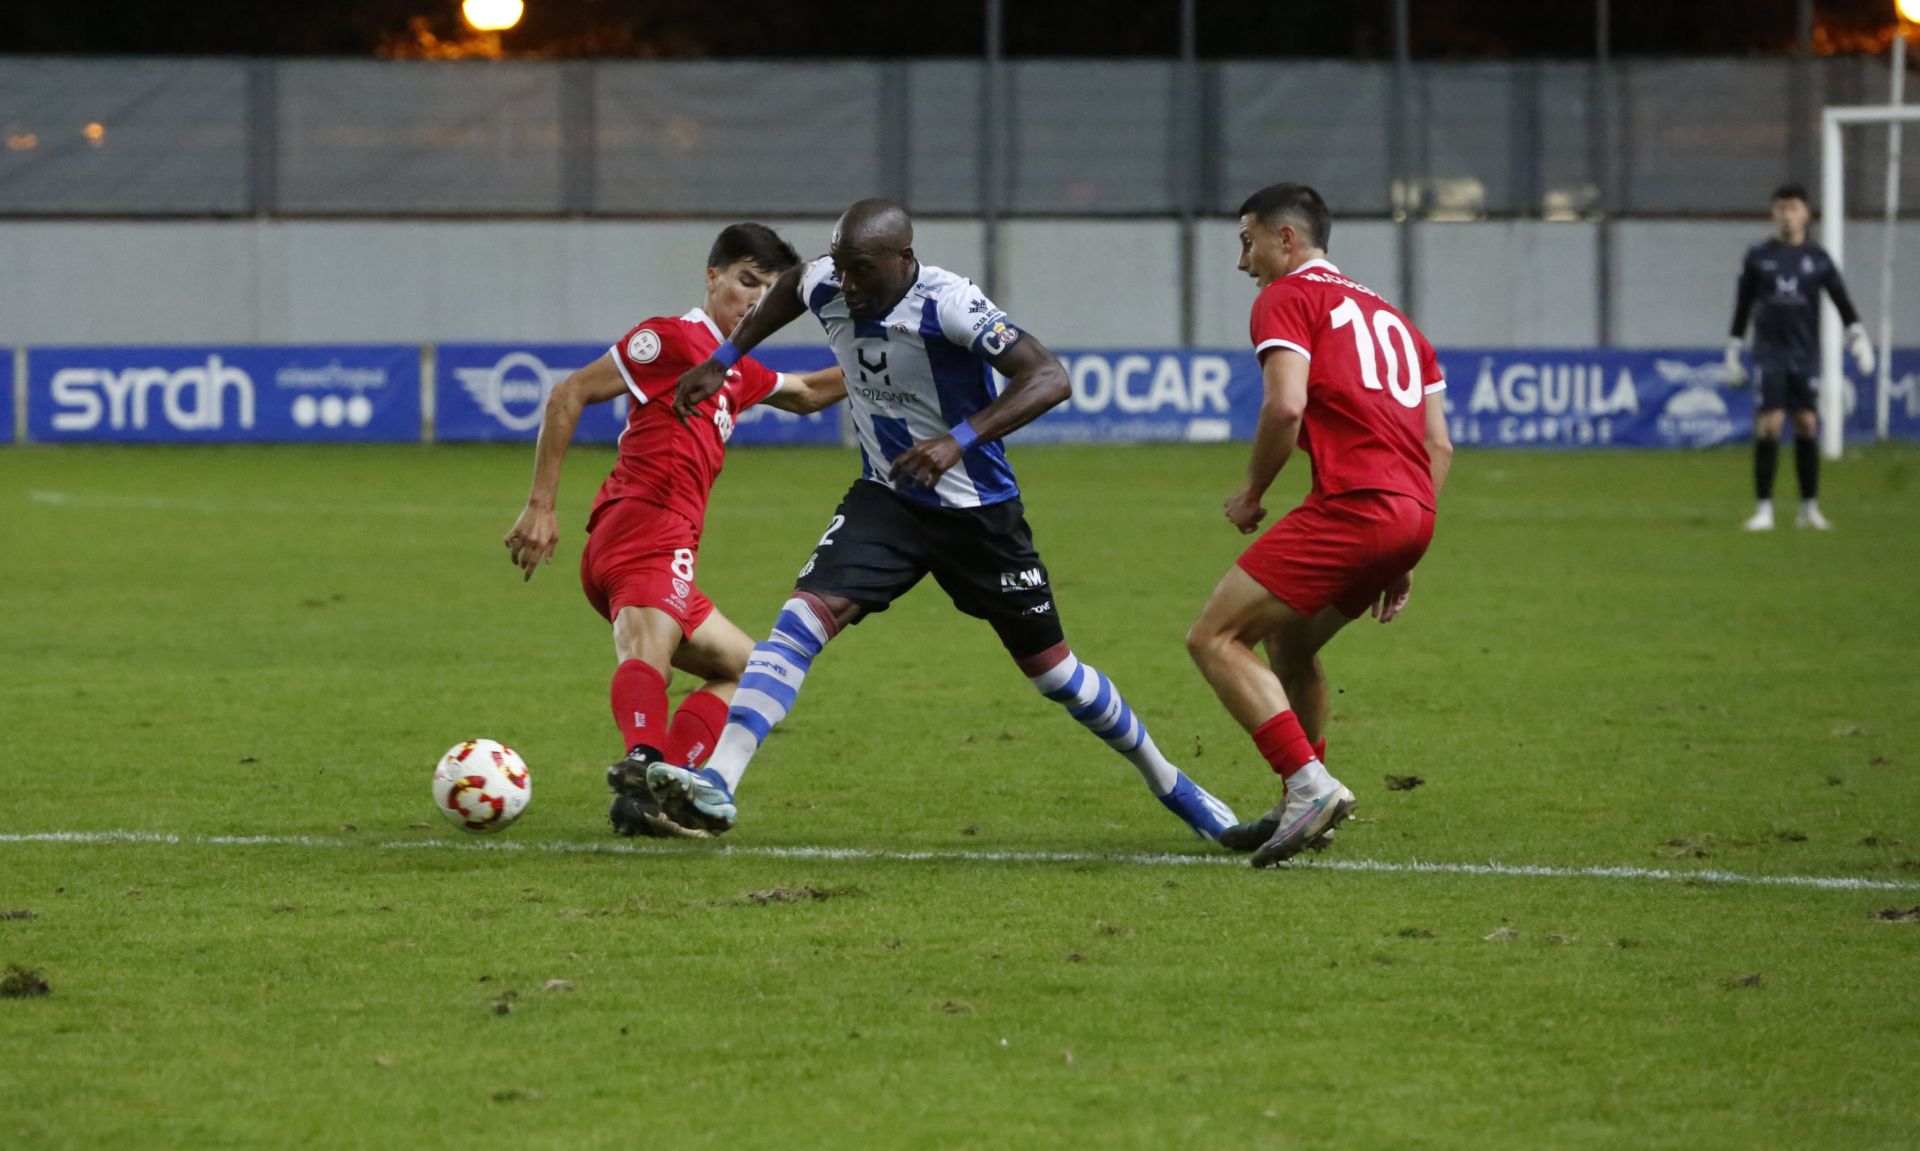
left=1383, top=774, right=1425, bottom=792
left=1658, top=837, right=1709, bottom=859
left=1873, top=906, right=1920, bottom=922
left=0, top=910, right=35, bottom=922
left=741, top=885, right=864, bottom=905
left=1, top=965, right=50, bottom=998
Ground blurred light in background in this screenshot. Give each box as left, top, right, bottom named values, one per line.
left=462, top=0, right=524, bottom=33
left=1900, top=0, right=1920, bottom=25
left=84, top=122, right=106, bottom=148
left=6, top=133, right=38, bottom=151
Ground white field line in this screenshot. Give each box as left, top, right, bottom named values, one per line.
left=2, top=829, right=1917, bottom=892
left=25, top=490, right=493, bottom=518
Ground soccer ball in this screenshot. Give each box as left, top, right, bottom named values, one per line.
left=432, top=739, right=531, bottom=833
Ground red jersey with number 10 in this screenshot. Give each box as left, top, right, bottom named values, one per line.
left=587, top=307, right=782, bottom=534
left=1249, top=258, right=1444, bottom=510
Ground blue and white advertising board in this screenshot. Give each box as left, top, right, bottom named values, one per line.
left=1011, top=351, right=1257, bottom=444
left=1432, top=347, right=1920, bottom=448
left=2, top=348, right=14, bottom=445
left=26, top=345, right=420, bottom=444
left=434, top=343, right=840, bottom=446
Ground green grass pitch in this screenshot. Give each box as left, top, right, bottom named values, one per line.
left=3, top=441, right=1918, bottom=1150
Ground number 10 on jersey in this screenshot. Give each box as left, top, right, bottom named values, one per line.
left=1330, top=296, right=1423, bottom=408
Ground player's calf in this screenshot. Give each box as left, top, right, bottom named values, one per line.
left=1019, top=641, right=1239, bottom=841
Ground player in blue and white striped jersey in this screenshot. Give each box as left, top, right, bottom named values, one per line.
left=648, top=198, right=1240, bottom=845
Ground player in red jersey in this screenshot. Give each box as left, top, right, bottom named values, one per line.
left=1184, top=183, right=1455, bottom=868
left=502, top=224, right=846, bottom=838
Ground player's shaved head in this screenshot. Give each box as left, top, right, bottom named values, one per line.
left=833, top=198, right=914, bottom=255
left=830, top=198, right=919, bottom=320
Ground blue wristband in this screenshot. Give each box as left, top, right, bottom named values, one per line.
left=713, top=339, right=743, bottom=369
left=950, top=421, right=980, bottom=452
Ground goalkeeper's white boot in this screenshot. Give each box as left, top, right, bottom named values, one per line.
left=1795, top=500, right=1831, bottom=530
left=1743, top=501, right=1775, bottom=532
left=1249, top=779, right=1357, bottom=869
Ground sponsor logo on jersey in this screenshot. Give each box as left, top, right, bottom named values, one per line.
left=49, top=356, right=255, bottom=432
left=453, top=351, right=572, bottom=432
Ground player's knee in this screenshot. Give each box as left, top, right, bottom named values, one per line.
left=1185, top=620, right=1226, bottom=668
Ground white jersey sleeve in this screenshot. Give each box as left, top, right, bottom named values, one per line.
left=798, top=256, right=838, bottom=309
left=932, top=277, right=1024, bottom=359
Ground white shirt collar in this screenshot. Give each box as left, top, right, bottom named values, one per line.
left=682, top=307, right=724, bottom=343
left=1288, top=257, right=1341, bottom=277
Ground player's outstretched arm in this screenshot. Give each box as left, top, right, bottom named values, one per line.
left=764, top=365, right=848, bottom=415
left=887, top=332, right=1070, bottom=489
left=504, top=353, right=625, bottom=581
left=674, top=262, right=811, bottom=418
left=1225, top=349, right=1309, bottom=535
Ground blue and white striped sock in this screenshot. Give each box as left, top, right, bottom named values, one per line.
left=1025, top=650, right=1179, bottom=795
left=703, top=596, right=835, bottom=793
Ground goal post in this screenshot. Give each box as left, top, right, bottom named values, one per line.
left=1819, top=101, right=1920, bottom=460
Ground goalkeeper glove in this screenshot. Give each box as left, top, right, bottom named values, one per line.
left=1723, top=339, right=1748, bottom=387
left=1846, top=323, right=1876, bottom=377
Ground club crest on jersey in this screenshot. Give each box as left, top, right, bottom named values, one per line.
left=627, top=330, right=662, bottom=364
left=1801, top=255, right=1815, bottom=274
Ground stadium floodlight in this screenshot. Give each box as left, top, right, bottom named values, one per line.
left=1900, top=0, right=1920, bottom=24
left=462, top=0, right=524, bottom=33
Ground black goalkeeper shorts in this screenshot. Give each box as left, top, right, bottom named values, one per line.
left=794, top=479, right=1065, bottom=658
left=1756, top=369, right=1817, bottom=414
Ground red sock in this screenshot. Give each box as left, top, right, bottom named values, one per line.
left=1253, top=711, right=1318, bottom=778
left=1312, top=737, right=1327, bottom=763
left=611, top=660, right=669, bottom=754
left=664, top=689, right=730, bottom=767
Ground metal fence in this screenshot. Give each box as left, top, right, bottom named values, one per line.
left=2, top=55, right=1915, bottom=218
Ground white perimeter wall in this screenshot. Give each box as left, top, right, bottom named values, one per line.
left=4, top=217, right=1919, bottom=350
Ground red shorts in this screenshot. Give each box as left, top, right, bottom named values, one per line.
left=580, top=499, right=715, bottom=636
left=1237, top=490, right=1435, bottom=619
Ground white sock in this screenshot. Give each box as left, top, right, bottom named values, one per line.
left=704, top=725, right=757, bottom=792
left=1026, top=651, right=1180, bottom=796
left=1287, top=758, right=1337, bottom=800
left=701, top=597, right=834, bottom=796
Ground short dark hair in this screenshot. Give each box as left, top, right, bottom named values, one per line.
left=707, top=223, right=800, bottom=273
left=1771, top=183, right=1810, bottom=205
left=1238, top=183, right=1333, bottom=251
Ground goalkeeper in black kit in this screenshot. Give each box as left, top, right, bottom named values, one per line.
left=1725, top=183, right=1873, bottom=531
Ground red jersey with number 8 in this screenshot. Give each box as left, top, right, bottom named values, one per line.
left=589, top=307, right=782, bottom=534
left=1249, top=258, right=1443, bottom=511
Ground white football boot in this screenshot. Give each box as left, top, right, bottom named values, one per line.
left=1743, top=502, right=1775, bottom=532
left=1795, top=501, right=1831, bottom=530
